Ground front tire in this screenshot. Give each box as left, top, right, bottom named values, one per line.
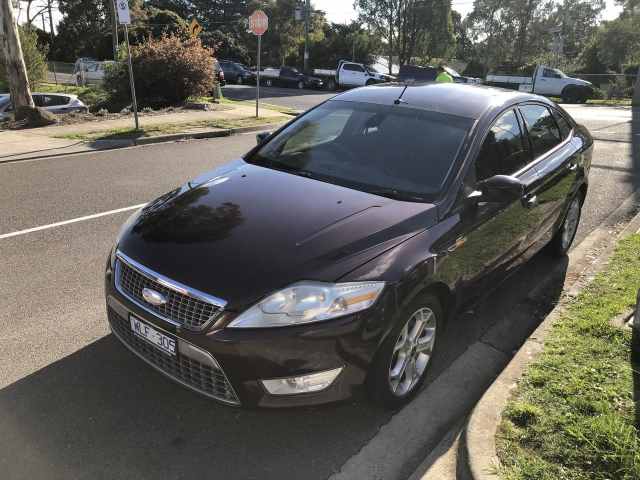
left=297, top=80, right=304, bottom=90
left=548, top=194, right=583, bottom=256
left=367, top=293, right=442, bottom=409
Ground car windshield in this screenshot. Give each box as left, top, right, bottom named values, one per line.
left=247, top=100, right=473, bottom=201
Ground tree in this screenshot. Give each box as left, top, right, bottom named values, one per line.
left=0, top=0, right=35, bottom=116
left=308, top=22, right=381, bottom=68
left=595, top=16, right=640, bottom=71
left=355, top=0, right=455, bottom=72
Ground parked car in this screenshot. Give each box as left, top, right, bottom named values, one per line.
left=398, top=65, right=481, bottom=84
left=313, top=60, right=395, bottom=90
left=213, top=59, right=226, bottom=87
left=486, top=65, right=594, bottom=103
left=260, top=66, right=324, bottom=89
left=106, top=83, right=592, bottom=409
left=0, top=93, right=88, bottom=120
left=219, top=60, right=256, bottom=85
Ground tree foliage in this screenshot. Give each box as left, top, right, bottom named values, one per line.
left=355, top=0, right=455, bottom=72
left=466, top=0, right=605, bottom=70
left=0, top=25, right=48, bottom=88
left=308, top=22, right=381, bottom=68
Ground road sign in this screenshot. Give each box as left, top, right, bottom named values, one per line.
left=249, top=10, right=268, bottom=36
left=189, top=18, right=202, bottom=37
left=116, top=0, right=131, bottom=25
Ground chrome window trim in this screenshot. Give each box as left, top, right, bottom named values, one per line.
left=114, top=250, right=227, bottom=331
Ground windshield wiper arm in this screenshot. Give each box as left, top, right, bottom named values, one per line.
left=366, top=187, right=424, bottom=202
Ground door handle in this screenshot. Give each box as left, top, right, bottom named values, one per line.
left=524, top=195, right=538, bottom=209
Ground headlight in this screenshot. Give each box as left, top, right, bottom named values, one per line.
left=227, top=281, right=385, bottom=328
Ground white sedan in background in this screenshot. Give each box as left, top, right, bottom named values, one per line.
left=0, top=93, right=88, bottom=121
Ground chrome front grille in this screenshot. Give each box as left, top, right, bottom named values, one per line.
left=108, top=307, right=240, bottom=405
left=115, top=251, right=225, bottom=331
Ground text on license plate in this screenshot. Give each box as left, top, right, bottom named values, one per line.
left=130, top=316, right=176, bottom=356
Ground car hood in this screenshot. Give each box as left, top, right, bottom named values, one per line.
left=117, top=161, right=438, bottom=310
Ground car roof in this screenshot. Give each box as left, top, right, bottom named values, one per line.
left=331, top=83, right=550, bottom=120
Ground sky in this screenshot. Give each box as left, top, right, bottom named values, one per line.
left=319, top=0, right=624, bottom=24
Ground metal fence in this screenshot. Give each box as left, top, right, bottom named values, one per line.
left=46, top=62, right=76, bottom=85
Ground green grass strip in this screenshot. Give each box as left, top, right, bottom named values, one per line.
left=497, top=233, right=640, bottom=480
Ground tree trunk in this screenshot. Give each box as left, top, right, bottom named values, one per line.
left=0, top=0, right=35, bottom=111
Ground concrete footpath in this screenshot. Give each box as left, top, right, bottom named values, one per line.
left=0, top=104, right=286, bottom=163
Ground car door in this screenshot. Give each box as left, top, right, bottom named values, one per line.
left=436, top=109, right=538, bottom=304
left=517, top=104, right=580, bottom=250
left=341, top=63, right=365, bottom=86
left=536, top=68, right=563, bottom=96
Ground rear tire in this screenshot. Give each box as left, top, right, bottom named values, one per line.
left=236, top=76, right=243, bottom=85
left=548, top=194, right=583, bottom=256
left=327, top=79, right=336, bottom=91
left=297, top=80, right=304, bottom=90
left=367, top=293, right=442, bottom=409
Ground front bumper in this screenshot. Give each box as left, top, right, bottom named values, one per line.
left=105, top=264, right=390, bottom=407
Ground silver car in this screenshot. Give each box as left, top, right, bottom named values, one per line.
left=0, top=93, right=87, bottom=120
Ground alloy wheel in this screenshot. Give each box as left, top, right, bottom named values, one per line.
left=388, top=307, right=437, bottom=397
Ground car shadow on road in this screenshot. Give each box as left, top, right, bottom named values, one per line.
left=0, top=251, right=568, bottom=480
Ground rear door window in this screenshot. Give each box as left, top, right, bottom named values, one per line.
left=41, top=95, right=70, bottom=107
left=519, top=105, right=562, bottom=158
left=476, top=109, right=530, bottom=181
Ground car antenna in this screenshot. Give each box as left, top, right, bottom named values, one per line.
left=394, top=84, right=409, bottom=105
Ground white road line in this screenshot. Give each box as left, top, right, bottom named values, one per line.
left=0, top=203, right=147, bottom=240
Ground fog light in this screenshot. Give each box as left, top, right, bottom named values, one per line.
left=261, top=367, right=343, bottom=395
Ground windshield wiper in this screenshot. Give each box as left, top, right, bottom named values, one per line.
left=365, top=187, right=425, bottom=202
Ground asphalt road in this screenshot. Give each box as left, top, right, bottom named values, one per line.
left=0, top=98, right=637, bottom=480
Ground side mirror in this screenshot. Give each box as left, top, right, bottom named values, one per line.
left=477, top=175, right=525, bottom=204
left=256, top=131, right=271, bottom=145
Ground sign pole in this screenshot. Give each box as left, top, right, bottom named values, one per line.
left=256, top=34, right=261, bottom=118
left=249, top=10, right=268, bottom=119
left=123, top=24, right=139, bottom=130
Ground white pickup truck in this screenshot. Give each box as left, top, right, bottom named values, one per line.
left=486, top=65, right=594, bottom=103
left=313, top=60, right=394, bottom=91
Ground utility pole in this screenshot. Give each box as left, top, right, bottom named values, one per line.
left=303, top=0, right=310, bottom=74
left=0, top=0, right=36, bottom=118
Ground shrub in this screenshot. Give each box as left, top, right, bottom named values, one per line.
left=104, top=35, right=215, bottom=109
left=0, top=26, right=48, bottom=88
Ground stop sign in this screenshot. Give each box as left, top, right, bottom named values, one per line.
left=249, top=10, right=268, bottom=36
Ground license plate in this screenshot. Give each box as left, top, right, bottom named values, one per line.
left=130, top=315, right=176, bottom=356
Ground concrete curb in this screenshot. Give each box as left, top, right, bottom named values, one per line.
left=0, top=122, right=286, bottom=164
left=463, top=193, right=640, bottom=480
